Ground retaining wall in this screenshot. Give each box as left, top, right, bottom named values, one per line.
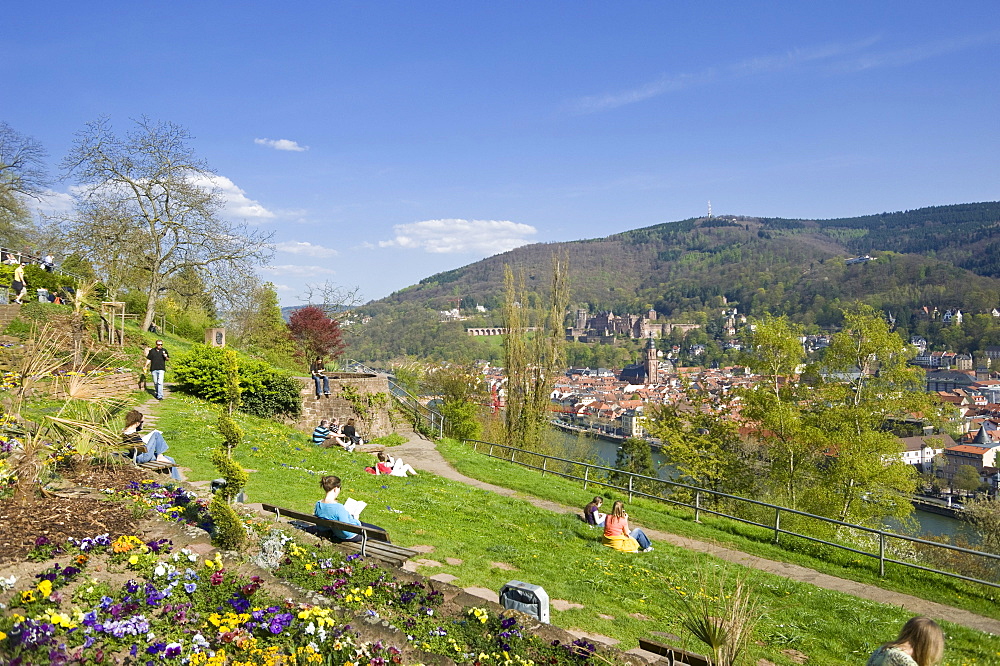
left=296, top=373, right=393, bottom=439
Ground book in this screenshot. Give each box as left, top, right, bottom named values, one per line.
left=343, top=498, right=367, bottom=520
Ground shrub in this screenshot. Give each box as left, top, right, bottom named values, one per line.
left=173, top=345, right=302, bottom=419
left=241, top=373, right=303, bottom=420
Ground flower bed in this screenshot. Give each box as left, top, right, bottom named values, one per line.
left=0, top=480, right=613, bottom=666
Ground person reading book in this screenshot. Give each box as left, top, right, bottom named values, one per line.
left=314, top=475, right=390, bottom=543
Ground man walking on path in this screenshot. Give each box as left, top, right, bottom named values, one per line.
left=147, top=340, right=169, bottom=400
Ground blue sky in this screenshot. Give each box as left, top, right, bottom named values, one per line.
left=5, top=2, right=998, bottom=305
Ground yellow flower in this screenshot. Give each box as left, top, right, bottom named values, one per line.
left=364, top=586, right=373, bottom=597
left=20, top=590, right=35, bottom=603
left=36, top=579, right=52, bottom=597
left=128, top=555, right=139, bottom=565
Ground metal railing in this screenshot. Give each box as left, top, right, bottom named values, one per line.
left=343, top=360, right=446, bottom=438
left=463, top=438, right=1000, bottom=590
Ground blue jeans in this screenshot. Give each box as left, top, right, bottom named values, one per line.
left=313, top=374, right=329, bottom=397
left=134, top=430, right=181, bottom=481
left=630, top=528, right=652, bottom=550
left=151, top=369, right=165, bottom=399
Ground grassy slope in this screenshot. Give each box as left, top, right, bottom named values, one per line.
left=150, top=395, right=1000, bottom=666
left=436, top=441, right=1000, bottom=619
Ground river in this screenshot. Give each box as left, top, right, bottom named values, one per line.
left=545, top=426, right=974, bottom=543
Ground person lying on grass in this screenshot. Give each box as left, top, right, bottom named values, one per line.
left=314, top=474, right=390, bottom=543
left=373, top=450, right=418, bottom=477
left=602, top=500, right=653, bottom=553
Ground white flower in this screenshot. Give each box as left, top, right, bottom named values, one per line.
left=304, top=623, right=315, bottom=635
left=154, top=565, right=166, bottom=577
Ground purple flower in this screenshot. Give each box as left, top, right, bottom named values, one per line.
left=228, top=595, right=251, bottom=613
left=165, top=643, right=182, bottom=658
left=146, top=642, right=166, bottom=654
left=184, top=582, right=197, bottom=593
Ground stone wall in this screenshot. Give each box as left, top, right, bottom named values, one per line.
left=296, top=373, right=393, bottom=438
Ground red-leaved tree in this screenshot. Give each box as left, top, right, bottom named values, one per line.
left=288, top=306, right=346, bottom=362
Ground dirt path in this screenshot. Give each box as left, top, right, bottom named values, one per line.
left=389, top=427, right=1000, bottom=636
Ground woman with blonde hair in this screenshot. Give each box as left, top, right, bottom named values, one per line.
left=602, top=500, right=653, bottom=553
left=866, top=617, right=944, bottom=666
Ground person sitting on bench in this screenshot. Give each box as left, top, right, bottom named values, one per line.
left=314, top=475, right=389, bottom=543
left=122, top=409, right=180, bottom=480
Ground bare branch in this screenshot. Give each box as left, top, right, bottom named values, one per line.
left=61, top=117, right=274, bottom=329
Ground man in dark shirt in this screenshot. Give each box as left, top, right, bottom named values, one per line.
left=146, top=340, right=169, bottom=400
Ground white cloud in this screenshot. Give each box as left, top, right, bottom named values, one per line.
left=255, top=138, right=309, bottom=152
left=192, top=174, right=276, bottom=221
left=27, top=189, right=75, bottom=218
left=379, top=219, right=537, bottom=254
left=262, top=264, right=337, bottom=277
left=275, top=241, right=338, bottom=258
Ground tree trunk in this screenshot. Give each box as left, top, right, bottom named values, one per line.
left=142, top=273, right=161, bottom=332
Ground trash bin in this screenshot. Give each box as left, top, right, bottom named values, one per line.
left=36, top=288, right=49, bottom=303
left=499, top=580, right=549, bottom=623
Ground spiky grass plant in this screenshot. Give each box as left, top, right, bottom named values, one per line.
left=669, top=563, right=763, bottom=666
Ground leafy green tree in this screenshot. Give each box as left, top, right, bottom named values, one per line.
left=953, top=465, right=982, bottom=494
left=228, top=280, right=298, bottom=369
left=646, top=396, right=748, bottom=497
left=963, top=497, right=1000, bottom=554
left=425, top=362, right=487, bottom=442
left=808, top=304, right=926, bottom=524
left=611, top=437, right=657, bottom=492
left=737, top=316, right=824, bottom=509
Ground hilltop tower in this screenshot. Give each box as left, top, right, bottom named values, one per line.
left=645, top=334, right=658, bottom=384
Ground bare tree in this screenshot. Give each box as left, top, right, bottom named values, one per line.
left=61, top=117, right=273, bottom=330
left=0, top=121, right=49, bottom=246
left=300, top=280, right=364, bottom=320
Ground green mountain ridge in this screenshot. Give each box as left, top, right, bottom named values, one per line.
left=348, top=202, right=1000, bottom=362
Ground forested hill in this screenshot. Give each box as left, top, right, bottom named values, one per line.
left=374, top=202, right=1000, bottom=315
left=348, top=202, right=1000, bottom=360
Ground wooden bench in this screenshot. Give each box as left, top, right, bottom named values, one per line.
left=261, top=503, right=417, bottom=567
left=122, top=439, right=178, bottom=474
left=637, top=638, right=709, bottom=666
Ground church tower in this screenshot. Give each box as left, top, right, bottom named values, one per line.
left=645, top=335, right=658, bottom=384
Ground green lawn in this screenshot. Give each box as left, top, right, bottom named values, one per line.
left=148, top=394, right=1000, bottom=666
left=436, top=439, right=1000, bottom=620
